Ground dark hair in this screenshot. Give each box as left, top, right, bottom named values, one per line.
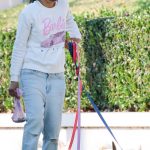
left=29, top=0, right=37, bottom=3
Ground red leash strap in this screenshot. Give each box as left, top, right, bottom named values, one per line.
left=68, top=42, right=82, bottom=150
left=73, top=42, right=77, bottom=63
left=68, top=111, right=78, bottom=150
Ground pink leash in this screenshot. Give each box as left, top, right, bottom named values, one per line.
left=77, top=44, right=81, bottom=150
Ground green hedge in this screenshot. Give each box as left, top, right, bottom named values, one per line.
left=0, top=29, right=16, bottom=112
left=0, top=9, right=149, bottom=112
left=65, top=9, right=150, bottom=112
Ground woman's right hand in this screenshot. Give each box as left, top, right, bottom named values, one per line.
left=8, top=81, right=19, bottom=98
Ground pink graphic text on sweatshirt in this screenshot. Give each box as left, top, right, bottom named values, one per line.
left=42, top=16, right=65, bottom=36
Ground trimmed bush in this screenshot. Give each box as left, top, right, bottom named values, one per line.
left=0, top=9, right=149, bottom=112
left=65, top=9, right=150, bottom=112
left=0, top=29, right=16, bottom=112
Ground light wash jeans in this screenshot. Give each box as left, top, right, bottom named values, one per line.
left=20, top=69, right=66, bottom=150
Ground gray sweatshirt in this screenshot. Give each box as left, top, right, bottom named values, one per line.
left=10, top=0, right=81, bottom=81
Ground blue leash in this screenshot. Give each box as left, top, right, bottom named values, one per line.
left=82, top=86, right=123, bottom=150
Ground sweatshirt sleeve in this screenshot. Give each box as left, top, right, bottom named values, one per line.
left=10, top=11, right=32, bottom=82
left=66, top=2, right=81, bottom=39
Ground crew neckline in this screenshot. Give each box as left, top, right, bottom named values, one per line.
left=36, top=0, right=58, bottom=10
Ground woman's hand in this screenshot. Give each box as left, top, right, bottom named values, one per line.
left=70, top=38, right=81, bottom=43
left=8, top=81, right=19, bottom=98
left=65, top=38, right=81, bottom=49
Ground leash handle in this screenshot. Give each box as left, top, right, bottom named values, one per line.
left=73, top=42, right=77, bottom=63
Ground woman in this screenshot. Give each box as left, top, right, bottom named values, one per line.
left=8, top=0, right=81, bottom=149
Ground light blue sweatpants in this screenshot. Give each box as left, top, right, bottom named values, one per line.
left=20, top=69, right=66, bottom=150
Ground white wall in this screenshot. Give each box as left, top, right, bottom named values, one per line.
left=0, top=0, right=23, bottom=10
left=0, top=112, right=150, bottom=150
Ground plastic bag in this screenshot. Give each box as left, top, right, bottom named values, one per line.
left=11, top=88, right=26, bottom=123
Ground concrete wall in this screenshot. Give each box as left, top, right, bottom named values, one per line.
left=0, top=112, right=150, bottom=150
left=0, top=0, right=23, bottom=10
